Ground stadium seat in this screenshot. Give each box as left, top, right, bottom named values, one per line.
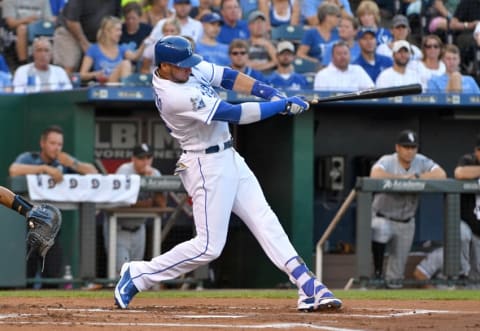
left=122, top=73, right=153, bottom=86
left=271, top=25, right=305, bottom=43
left=292, top=58, right=319, bottom=74
left=27, top=20, right=55, bottom=43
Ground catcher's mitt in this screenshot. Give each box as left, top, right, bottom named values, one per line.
left=26, top=204, right=62, bottom=271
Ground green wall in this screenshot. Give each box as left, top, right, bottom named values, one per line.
left=0, top=90, right=94, bottom=286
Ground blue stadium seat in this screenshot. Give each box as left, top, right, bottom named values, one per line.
left=122, top=73, right=153, bottom=86
left=27, top=20, right=55, bottom=43
left=271, top=25, right=306, bottom=43
left=292, top=58, right=319, bottom=74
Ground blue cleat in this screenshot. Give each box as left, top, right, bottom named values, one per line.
left=297, top=284, right=342, bottom=312
left=114, top=263, right=139, bottom=309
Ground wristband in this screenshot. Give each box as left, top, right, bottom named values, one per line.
left=251, top=81, right=282, bottom=100
left=12, top=194, right=33, bottom=216
left=464, top=22, right=468, bottom=29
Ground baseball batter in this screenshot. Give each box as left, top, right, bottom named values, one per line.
left=114, top=35, right=342, bottom=312
left=370, top=129, right=446, bottom=288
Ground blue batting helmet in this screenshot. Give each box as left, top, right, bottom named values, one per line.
left=154, top=36, right=202, bottom=68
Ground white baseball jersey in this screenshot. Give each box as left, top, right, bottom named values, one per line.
left=152, top=61, right=231, bottom=151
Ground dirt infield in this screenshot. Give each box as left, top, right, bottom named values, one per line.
left=0, top=296, right=479, bottom=330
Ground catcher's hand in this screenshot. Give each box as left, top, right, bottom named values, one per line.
left=26, top=204, right=62, bottom=271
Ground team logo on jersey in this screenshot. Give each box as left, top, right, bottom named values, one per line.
left=190, top=96, right=206, bottom=111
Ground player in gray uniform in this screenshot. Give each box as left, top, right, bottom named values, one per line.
left=114, top=35, right=342, bottom=312
left=415, top=135, right=480, bottom=288
left=453, top=134, right=480, bottom=285
left=104, top=143, right=166, bottom=276
left=370, top=129, right=447, bottom=288
left=413, top=221, right=472, bottom=286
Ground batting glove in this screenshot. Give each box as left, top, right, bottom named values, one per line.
left=283, top=96, right=309, bottom=115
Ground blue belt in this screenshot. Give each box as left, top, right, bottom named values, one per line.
left=184, top=140, right=233, bottom=154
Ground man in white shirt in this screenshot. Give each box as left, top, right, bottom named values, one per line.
left=376, top=40, right=421, bottom=88
left=13, top=37, right=72, bottom=93
left=313, top=41, right=374, bottom=91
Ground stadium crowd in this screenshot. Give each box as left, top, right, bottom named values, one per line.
left=0, top=0, right=479, bottom=92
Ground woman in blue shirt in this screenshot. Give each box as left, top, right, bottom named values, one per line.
left=296, top=3, right=340, bottom=66
left=79, top=16, right=146, bottom=83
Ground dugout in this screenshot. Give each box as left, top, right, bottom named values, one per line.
left=0, top=88, right=479, bottom=288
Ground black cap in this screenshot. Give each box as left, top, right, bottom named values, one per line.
left=133, top=143, right=154, bottom=157
left=397, top=130, right=418, bottom=147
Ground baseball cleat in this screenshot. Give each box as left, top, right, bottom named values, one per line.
left=114, top=263, right=139, bottom=309
left=297, top=285, right=342, bottom=312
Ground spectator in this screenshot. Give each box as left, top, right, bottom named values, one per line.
left=314, top=40, right=374, bottom=91
left=257, top=0, right=301, bottom=28
left=2, top=0, right=54, bottom=66
left=296, top=3, right=340, bottom=66
left=321, top=15, right=360, bottom=67
left=196, top=12, right=230, bottom=66
left=376, top=14, right=422, bottom=61
left=476, top=22, right=480, bottom=46
left=427, top=0, right=460, bottom=34
left=410, top=34, right=445, bottom=90
left=246, top=10, right=277, bottom=73
left=79, top=16, right=146, bottom=84
left=149, top=0, right=203, bottom=43
left=426, top=44, right=480, bottom=93
left=140, top=18, right=181, bottom=73
left=228, top=38, right=266, bottom=81
left=49, top=0, right=67, bottom=17
left=121, top=2, right=153, bottom=50
left=190, top=0, right=220, bottom=20
left=453, top=133, right=480, bottom=285
left=9, top=125, right=98, bottom=287
left=105, top=143, right=167, bottom=276
left=52, top=0, right=121, bottom=75
left=353, top=27, right=393, bottom=82
left=370, top=129, right=447, bottom=288
left=142, top=0, right=174, bottom=27
left=121, top=2, right=153, bottom=71
left=217, top=0, right=250, bottom=44
left=12, top=37, right=72, bottom=93
left=0, top=54, right=13, bottom=92
left=239, top=0, right=258, bottom=19
left=301, top=0, right=352, bottom=26
left=449, top=0, right=480, bottom=66
left=142, top=0, right=203, bottom=69
left=376, top=40, right=421, bottom=88
left=355, top=0, right=392, bottom=47
left=266, top=40, right=309, bottom=90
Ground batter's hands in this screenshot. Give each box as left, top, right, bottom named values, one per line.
left=283, top=96, right=309, bottom=115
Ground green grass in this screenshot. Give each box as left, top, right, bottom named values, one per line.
left=0, top=289, right=478, bottom=300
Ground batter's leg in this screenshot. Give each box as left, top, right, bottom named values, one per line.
left=231, top=154, right=341, bottom=311
left=115, top=153, right=237, bottom=308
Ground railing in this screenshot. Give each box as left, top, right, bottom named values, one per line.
left=315, top=177, right=480, bottom=287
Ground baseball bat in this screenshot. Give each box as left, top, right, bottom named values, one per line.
left=309, top=83, right=422, bottom=106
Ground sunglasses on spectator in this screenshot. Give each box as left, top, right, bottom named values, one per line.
left=230, top=51, right=247, bottom=56
left=424, top=44, right=440, bottom=49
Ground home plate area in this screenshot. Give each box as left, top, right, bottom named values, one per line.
left=0, top=297, right=478, bottom=330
